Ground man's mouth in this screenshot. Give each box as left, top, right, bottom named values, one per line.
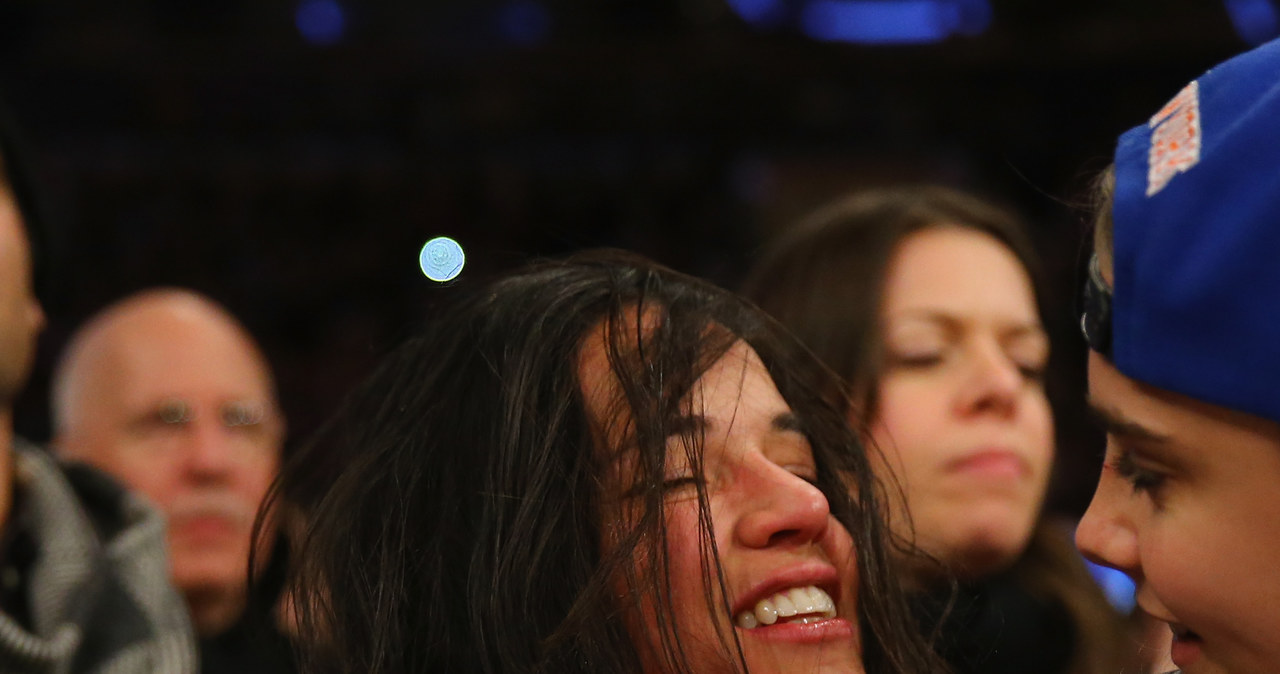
left=734, top=585, right=837, bottom=629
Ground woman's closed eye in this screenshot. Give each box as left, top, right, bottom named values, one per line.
left=887, top=349, right=944, bottom=369
left=1109, top=448, right=1168, bottom=500
left=1014, top=359, right=1047, bottom=382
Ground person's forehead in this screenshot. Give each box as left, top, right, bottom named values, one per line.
left=90, top=307, right=275, bottom=406
left=1088, top=351, right=1280, bottom=451
left=884, top=226, right=1038, bottom=321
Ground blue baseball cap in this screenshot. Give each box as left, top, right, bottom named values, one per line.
left=1084, top=36, right=1280, bottom=423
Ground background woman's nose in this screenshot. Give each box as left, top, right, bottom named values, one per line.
left=956, top=343, right=1022, bottom=417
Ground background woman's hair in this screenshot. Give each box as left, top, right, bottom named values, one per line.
left=741, top=186, right=1127, bottom=674
left=260, top=249, right=947, bottom=674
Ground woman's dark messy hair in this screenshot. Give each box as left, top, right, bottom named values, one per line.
left=262, top=249, right=945, bottom=673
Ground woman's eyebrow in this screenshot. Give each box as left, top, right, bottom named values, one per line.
left=1086, top=397, right=1171, bottom=444
left=664, top=415, right=706, bottom=438
left=773, top=412, right=803, bottom=434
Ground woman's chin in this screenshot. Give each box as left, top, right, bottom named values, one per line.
left=915, top=525, right=1033, bottom=582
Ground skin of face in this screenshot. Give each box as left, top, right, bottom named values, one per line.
left=55, top=293, right=282, bottom=635
left=869, top=226, right=1053, bottom=580
left=0, top=188, right=43, bottom=407
left=579, top=332, right=864, bottom=674
left=1077, top=351, right=1280, bottom=674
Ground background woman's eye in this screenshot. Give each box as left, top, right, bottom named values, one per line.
left=1016, top=362, right=1047, bottom=381
left=889, top=352, right=943, bottom=369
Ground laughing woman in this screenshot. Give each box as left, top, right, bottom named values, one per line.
left=266, top=251, right=945, bottom=674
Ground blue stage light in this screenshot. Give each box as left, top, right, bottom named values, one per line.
left=726, top=0, right=786, bottom=27
left=799, top=0, right=989, bottom=44
left=1084, top=558, right=1137, bottom=613
left=296, top=0, right=347, bottom=46
left=497, top=0, right=552, bottom=46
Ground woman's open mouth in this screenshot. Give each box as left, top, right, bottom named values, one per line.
left=734, top=585, right=837, bottom=629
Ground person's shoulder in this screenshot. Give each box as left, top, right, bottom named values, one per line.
left=9, top=439, right=199, bottom=673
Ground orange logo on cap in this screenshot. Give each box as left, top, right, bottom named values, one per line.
left=1147, top=80, right=1202, bottom=197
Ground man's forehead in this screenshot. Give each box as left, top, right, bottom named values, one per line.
left=84, top=312, right=273, bottom=403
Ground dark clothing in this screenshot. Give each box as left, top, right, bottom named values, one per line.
left=915, top=572, right=1075, bottom=674
left=200, top=617, right=295, bottom=674
left=0, top=440, right=197, bottom=673
left=200, top=534, right=297, bottom=674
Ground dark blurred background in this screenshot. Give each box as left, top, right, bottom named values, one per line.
left=3, top=0, right=1275, bottom=516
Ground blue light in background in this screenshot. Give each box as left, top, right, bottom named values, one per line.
left=800, top=0, right=990, bottom=44
left=1224, top=0, right=1280, bottom=45
left=296, top=0, right=347, bottom=46
left=1084, top=559, right=1137, bottom=613
left=419, top=237, right=466, bottom=282
left=951, top=0, right=993, bottom=35
left=726, top=0, right=786, bottom=28
left=497, top=0, right=553, bottom=46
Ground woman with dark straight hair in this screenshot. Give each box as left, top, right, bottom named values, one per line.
left=266, top=250, right=947, bottom=674
left=743, top=186, right=1129, bottom=674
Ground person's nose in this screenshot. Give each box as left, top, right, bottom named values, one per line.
left=182, top=419, right=235, bottom=481
left=733, top=455, right=832, bottom=550
left=1076, top=465, right=1142, bottom=578
left=955, top=340, right=1023, bottom=418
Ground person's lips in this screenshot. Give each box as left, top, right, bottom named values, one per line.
left=1169, top=622, right=1205, bottom=668
left=946, top=448, right=1029, bottom=480
left=729, top=563, right=855, bottom=643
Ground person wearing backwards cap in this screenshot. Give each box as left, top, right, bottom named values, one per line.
left=1075, top=36, right=1280, bottom=674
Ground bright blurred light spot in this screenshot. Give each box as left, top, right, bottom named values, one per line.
left=296, top=0, right=347, bottom=46
left=419, top=237, right=466, bottom=282
left=1224, top=0, right=1280, bottom=45
left=1084, top=559, right=1136, bottom=613
left=726, top=0, right=786, bottom=27
left=497, top=0, right=553, bottom=46
left=801, top=0, right=990, bottom=44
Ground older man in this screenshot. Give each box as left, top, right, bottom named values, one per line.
left=0, top=101, right=196, bottom=672
left=52, top=289, right=291, bottom=673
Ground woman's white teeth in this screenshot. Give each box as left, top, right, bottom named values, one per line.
left=734, top=585, right=836, bottom=629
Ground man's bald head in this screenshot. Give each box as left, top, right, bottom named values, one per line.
left=52, top=289, right=277, bottom=436
left=52, top=288, right=283, bottom=636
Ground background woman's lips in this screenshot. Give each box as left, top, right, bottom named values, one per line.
left=947, top=449, right=1029, bottom=479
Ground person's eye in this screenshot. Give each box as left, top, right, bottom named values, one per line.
left=888, top=351, right=943, bottom=369
left=1110, top=449, right=1168, bottom=499
left=781, top=464, right=819, bottom=486
left=661, top=475, right=703, bottom=492
left=1016, top=361, right=1047, bottom=382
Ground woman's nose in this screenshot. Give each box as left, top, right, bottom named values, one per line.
left=733, top=457, right=832, bottom=550
left=956, top=342, right=1023, bottom=417
left=1075, top=467, right=1142, bottom=578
